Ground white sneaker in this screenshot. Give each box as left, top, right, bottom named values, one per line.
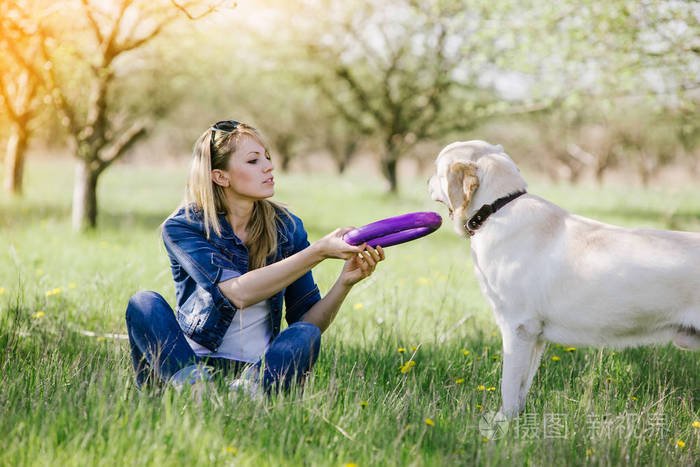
left=170, top=364, right=213, bottom=391
left=228, top=366, right=263, bottom=401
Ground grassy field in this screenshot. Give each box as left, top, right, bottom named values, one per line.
left=1, top=157, right=699, bottom=466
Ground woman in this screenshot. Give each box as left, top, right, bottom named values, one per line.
left=125, top=120, right=385, bottom=395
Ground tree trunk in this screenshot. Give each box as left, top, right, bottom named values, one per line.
left=274, top=134, right=295, bottom=172
left=337, top=158, right=347, bottom=174
left=637, top=150, right=653, bottom=188
left=72, top=159, right=100, bottom=231
left=380, top=154, right=399, bottom=193
left=337, top=140, right=357, bottom=175
left=3, top=123, right=28, bottom=195
left=280, top=153, right=291, bottom=172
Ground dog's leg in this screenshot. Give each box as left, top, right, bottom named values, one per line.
left=523, top=338, right=546, bottom=399
left=498, top=321, right=544, bottom=418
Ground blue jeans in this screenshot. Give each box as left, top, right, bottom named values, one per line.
left=125, top=291, right=321, bottom=393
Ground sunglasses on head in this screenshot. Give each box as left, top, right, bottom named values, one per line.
left=210, top=120, right=242, bottom=155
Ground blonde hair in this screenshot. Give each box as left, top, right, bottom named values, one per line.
left=181, top=123, right=291, bottom=270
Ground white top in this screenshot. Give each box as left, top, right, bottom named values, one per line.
left=185, top=299, right=273, bottom=362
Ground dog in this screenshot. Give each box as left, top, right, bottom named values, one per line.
left=428, top=140, right=700, bottom=418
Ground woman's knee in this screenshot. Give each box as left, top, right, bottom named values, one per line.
left=125, top=291, right=170, bottom=325
left=287, top=321, right=321, bottom=347
left=271, top=321, right=322, bottom=364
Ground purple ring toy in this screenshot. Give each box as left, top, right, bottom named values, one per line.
left=343, top=211, right=443, bottom=248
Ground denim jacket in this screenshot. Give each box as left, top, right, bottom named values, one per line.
left=161, top=205, right=321, bottom=351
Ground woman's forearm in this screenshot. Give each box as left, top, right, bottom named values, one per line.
left=301, top=279, right=352, bottom=333
left=218, top=243, right=323, bottom=309
left=218, top=228, right=363, bottom=310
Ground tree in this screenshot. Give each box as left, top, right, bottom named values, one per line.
left=301, top=0, right=488, bottom=192
left=248, top=0, right=559, bottom=192
left=241, top=74, right=321, bottom=172
left=524, top=0, right=700, bottom=184
left=322, top=117, right=361, bottom=174
left=18, top=0, right=228, bottom=230
left=171, top=20, right=342, bottom=174
left=0, top=0, right=48, bottom=195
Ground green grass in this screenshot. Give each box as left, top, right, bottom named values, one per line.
left=1, top=158, right=699, bottom=466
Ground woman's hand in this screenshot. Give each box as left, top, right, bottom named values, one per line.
left=339, top=245, right=385, bottom=287
left=301, top=243, right=386, bottom=333
left=314, top=228, right=365, bottom=260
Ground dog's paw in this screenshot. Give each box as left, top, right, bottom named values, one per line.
left=498, top=405, right=524, bottom=420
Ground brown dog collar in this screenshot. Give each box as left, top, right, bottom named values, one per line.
left=465, top=191, right=527, bottom=236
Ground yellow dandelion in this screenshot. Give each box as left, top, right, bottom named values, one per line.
left=399, top=361, right=416, bottom=373
left=353, top=303, right=364, bottom=310
left=344, top=463, right=358, bottom=467
left=565, top=347, right=576, bottom=352
left=487, top=387, right=496, bottom=392
left=68, top=283, right=77, bottom=289
left=491, top=355, right=499, bottom=360
left=606, top=377, right=613, bottom=383
left=477, top=385, right=485, bottom=391
left=476, top=404, right=483, bottom=409
left=32, top=311, right=45, bottom=319
left=462, top=349, right=470, bottom=356
left=455, top=378, right=465, bottom=384
left=676, top=439, right=685, bottom=448
left=424, top=418, right=435, bottom=426
left=482, top=437, right=489, bottom=443
left=416, top=277, right=430, bottom=285
left=410, top=346, right=417, bottom=351
left=692, top=421, right=700, bottom=428
left=398, top=347, right=406, bottom=353
left=360, top=401, right=368, bottom=408
left=0, top=287, right=5, bottom=294
left=551, top=356, right=560, bottom=361
left=586, top=449, right=595, bottom=455
left=630, top=396, right=637, bottom=401
left=224, top=446, right=238, bottom=454
left=45, top=288, right=62, bottom=297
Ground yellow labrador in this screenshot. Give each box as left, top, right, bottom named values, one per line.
left=428, top=140, right=700, bottom=418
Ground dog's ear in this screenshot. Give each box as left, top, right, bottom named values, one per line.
left=446, top=161, right=479, bottom=217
